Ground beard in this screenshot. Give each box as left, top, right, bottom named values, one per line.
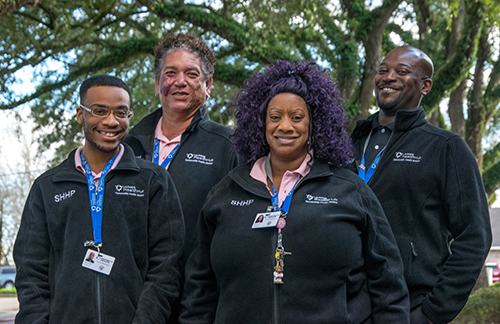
left=84, top=127, right=122, bottom=154
left=376, top=93, right=400, bottom=112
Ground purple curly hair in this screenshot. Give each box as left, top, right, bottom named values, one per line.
left=232, top=60, right=353, bottom=167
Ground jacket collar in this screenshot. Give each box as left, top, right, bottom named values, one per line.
left=52, top=143, right=140, bottom=183
left=128, top=105, right=210, bottom=156
left=133, top=105, right=209, bottom=135
left=229, top=159, right=334, bottom=199
left=352, top=106, right=427, bottom=140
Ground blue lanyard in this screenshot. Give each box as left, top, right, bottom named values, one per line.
left=265, top=157, right=300, bottom=213
left=153, top=138, right=179, bottom=168
left=81, top=151, right=119, bottom=245
left=269, top=177, right=300, bottom=213
left=358, top=147, right=385, bottom=183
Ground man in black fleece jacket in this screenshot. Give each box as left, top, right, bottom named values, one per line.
left=14, top=75, right=185, bottom=323
left=124, top=33, right=241, bottom=323
left=351, top=46, right=491, bottom=324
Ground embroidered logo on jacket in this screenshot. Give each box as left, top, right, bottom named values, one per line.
left=54, top=190, right=76, bottom=202
left=305, top=194, right=338, bottom=204
left=185, top=153, right=214, bottom=165
left=393, top=152, right=422, bottom=163
left=231, top=199, right=255, bottom=207
left=114, top=185, right=144, bottom=197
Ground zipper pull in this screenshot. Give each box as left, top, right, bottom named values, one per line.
left=410, top=242, right=418, bottom=256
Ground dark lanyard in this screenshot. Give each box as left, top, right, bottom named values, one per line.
left=153, top=138, right=179, bottom=168
left=81, top=151, right=119, bottom=246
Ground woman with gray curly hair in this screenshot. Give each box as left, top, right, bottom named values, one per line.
left=180, top=60, right=409, bottom=324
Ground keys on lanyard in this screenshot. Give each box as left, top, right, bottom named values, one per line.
left=273, top=216, right=292, bottom=284
left=269, top=176, right=299, bottom=284
left=153, top=138, right=179, bottom=168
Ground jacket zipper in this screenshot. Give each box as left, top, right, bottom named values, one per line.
left=274, top=284, right=280, bottom=324
left=272, top=229, right=280, bottom=324
left=97, top=273, right=102, bottom=324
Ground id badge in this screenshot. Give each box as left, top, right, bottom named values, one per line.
left=252, top=211, right=281, bottom=229
left=82, top=249, right=115, bottom=275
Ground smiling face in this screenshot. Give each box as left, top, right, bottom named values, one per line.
left=374, top=46, right=432, bottom=116
left=155, top=50, right=213, bottom=118
left=76, top=86, right=130, bottom=158
left=265, top=93, right=310, bottom=167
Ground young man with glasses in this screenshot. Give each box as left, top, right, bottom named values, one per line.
left=14, top=75, right=185, bottom=323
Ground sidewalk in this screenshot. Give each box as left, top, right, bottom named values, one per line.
left=0, top=295, right=17, bottom=323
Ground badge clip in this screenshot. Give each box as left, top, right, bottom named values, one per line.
left=266, top=205, right=276, bottom=212
left=84, top=240, right=102, bottom=253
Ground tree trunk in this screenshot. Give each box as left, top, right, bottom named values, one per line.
left=427, top=109, right=444, bottom=128
left=448, top=79, right=466, bottom=139
left=414, top=0, right=430, bottom=49
left=355, top=0, right=404, bottom=121
left=466, top=29, right=489, bottom=168
left=446, top=0, right=466, bottom=62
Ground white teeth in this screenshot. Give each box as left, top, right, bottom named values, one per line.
left=99, top=131, right=117, bottom=137
left=383, top=87, right=396, bottom=91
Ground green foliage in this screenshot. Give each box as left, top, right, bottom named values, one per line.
left=422, top=0, right=485, bottom=112
left=0, top=287, right=16, bottom=294
left=453, top=284, right=500, bottom=324
left=0, top=0, right=500, bottom=200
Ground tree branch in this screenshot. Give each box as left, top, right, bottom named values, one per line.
left=0, top=37, right=159, bottom=110
left=0, top=0, right=40, bottom=17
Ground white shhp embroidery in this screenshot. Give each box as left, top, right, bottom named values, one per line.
left=55, top=190, right=76, bottom=202
left=231, top=199, right=255, bottom=206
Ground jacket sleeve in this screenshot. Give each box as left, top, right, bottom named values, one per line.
left=422, top=137, right=492, bottom=324
left=13, top=182, right=51, bottom=324
left=132, top=170, right=185, bottom=324
left=359, top=181, right=410, bottom=324
left=178, top=191, right=219, bottom=324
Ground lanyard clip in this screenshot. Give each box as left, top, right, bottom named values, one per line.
left=267, top=205, right=277, bottom=212
left=84, top=240, right=102, bottom=253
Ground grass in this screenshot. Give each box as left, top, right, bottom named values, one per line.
left=0, top=287, right=16, bottom=294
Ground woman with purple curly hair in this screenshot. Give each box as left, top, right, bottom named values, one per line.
left=232, top=60, right=352, bottom=166
left=180, top=61, right=409, bottom=324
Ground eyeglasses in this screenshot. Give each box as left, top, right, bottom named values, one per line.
left=80, top=104, right=134, bottom=120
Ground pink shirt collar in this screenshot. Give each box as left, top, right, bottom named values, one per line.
left=75, top=144, right=125, bottom=181
left=155, top=116, right=182, bottom=144
left=250, top=153, right=312, bottom=206
left=154, top=117, right=182, bottom=169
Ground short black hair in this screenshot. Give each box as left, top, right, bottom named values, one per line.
left=79, top=75, right=131, bottom=104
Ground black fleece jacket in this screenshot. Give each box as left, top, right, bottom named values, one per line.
left=14, top=144, right=185, bottom=324
left=180, top=160, right=410, bottom=324
left=351, top=108, right=492, bottom=324
left=125, top=106, right=241, bottom=259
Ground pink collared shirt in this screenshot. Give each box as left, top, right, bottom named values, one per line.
left=75, top=144, right=125, bottom=186
left=250, top=153, right=312, bottom=207
left=154, top=117, right=182, bottom=169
